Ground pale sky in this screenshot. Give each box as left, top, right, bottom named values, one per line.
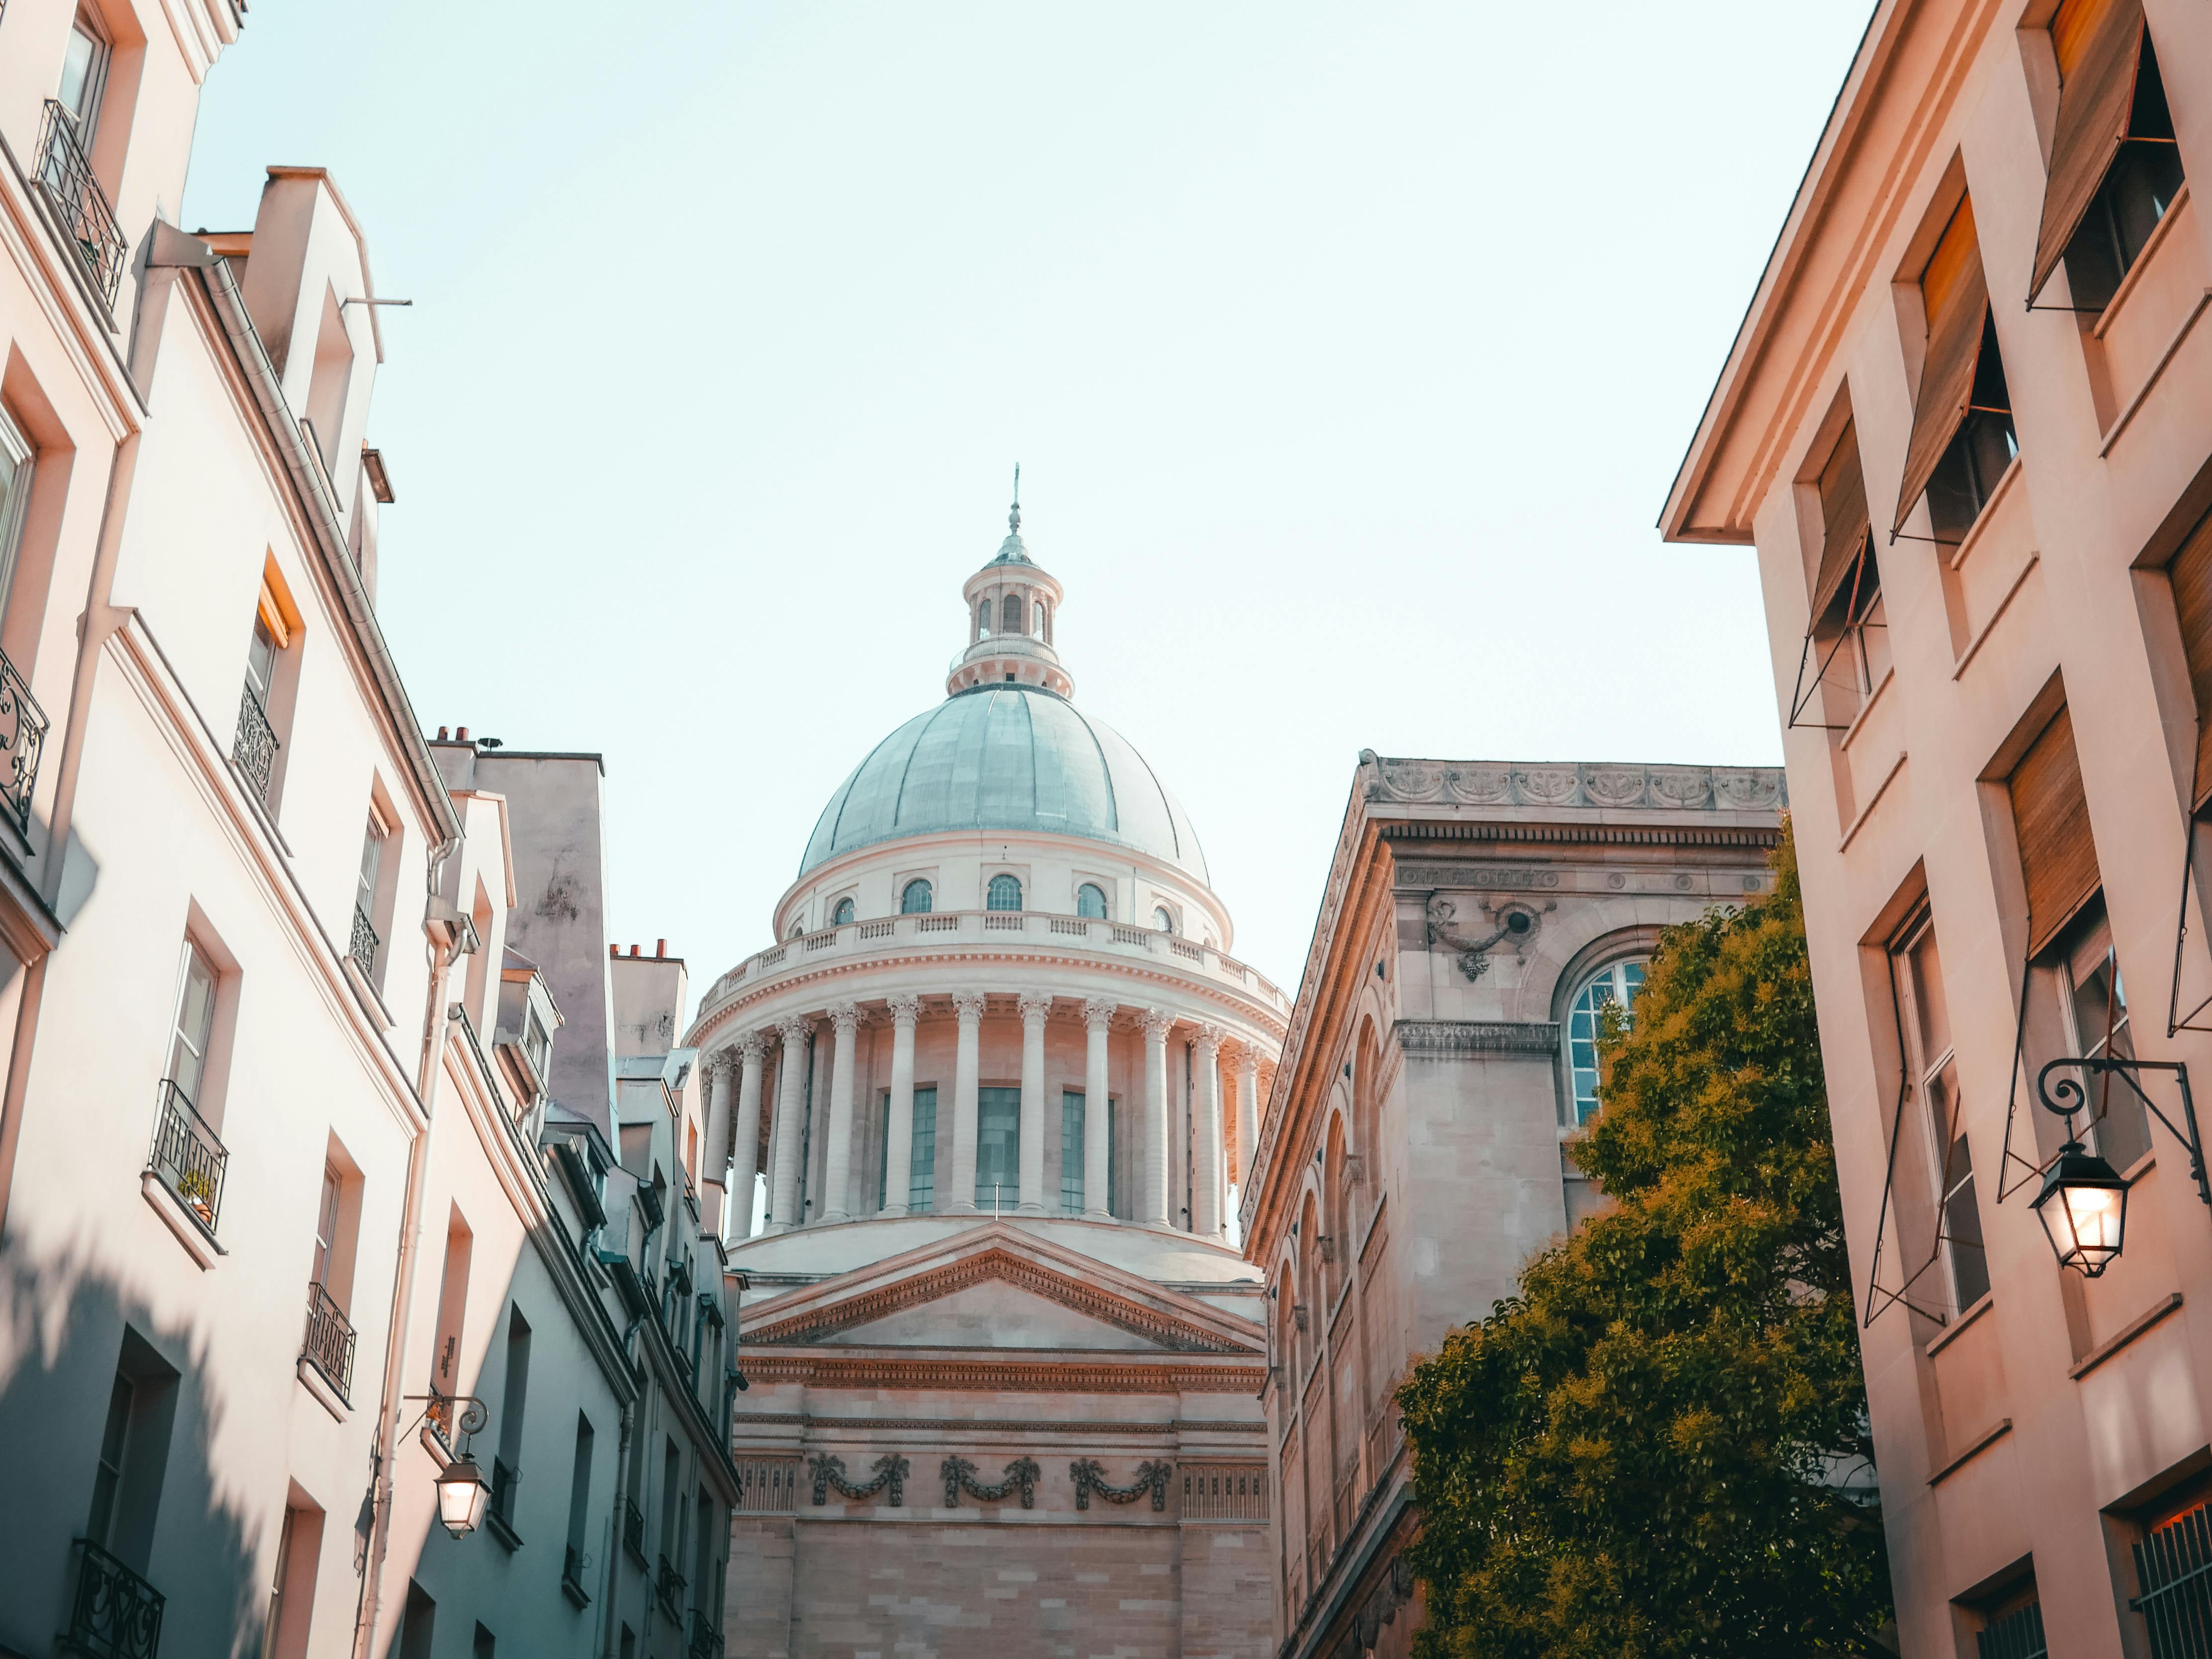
left=179, top=1, right=1872, bottom=1010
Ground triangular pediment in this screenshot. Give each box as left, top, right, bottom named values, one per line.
left=741, top=1224, right=1262, bottom=1356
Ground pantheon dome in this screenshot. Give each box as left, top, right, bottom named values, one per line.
left=684, top=494, right=1285, bottom=1657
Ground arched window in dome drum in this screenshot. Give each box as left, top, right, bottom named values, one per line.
left=1033, top=600, right=1045, bottom=636
left=1077, top=883, right=1108, bottom=920
left=1154, top=906, right=1175, bottom=934
left=988, top=875, right=1022, bottom=912
left=832, top=897, right=854, bottom=925
left=900, top=879, right=932, bottom=915
left=977, top=602, right=990, bottom=639
left=1002, top=594, right=1022, bottom=636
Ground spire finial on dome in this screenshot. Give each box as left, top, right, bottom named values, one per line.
left=1010, top=462, right=1021, bottom=534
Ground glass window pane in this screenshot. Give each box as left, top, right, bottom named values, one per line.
left=975, top=1087, right=1021, bottom=1206
left=1077, top=884, right=1107, bottom=920
left=88, top=1372, right=131, bottom=1546
left=59, top=26, right=101, bottom=124
left=1061, top=1090, right=1085, bottom=1214
left=988, top=875, right=1022, bottom=912
left=908, top=1087, right=937, bottom=1211
left=168, top=945, right=218, bottom=1101
left=901, top=880, right=932, bottom=915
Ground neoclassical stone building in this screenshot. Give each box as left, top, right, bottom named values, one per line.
left=685, top=504, right=1288, bottom=1657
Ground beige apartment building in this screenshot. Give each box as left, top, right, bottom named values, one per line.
left=1665, top=0, right=2212, bottom=1649
left=1241, top=754, right=1785, bottom=1659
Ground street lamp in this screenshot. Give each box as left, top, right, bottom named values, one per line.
left=2030, top=1139, right=2128, bottom=1277
left=434, top=1451, right=490, bottom=1539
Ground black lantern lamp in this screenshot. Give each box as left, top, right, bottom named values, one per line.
left=405, top=1392, right=491, bottom=1538
left=2032, top=1057, right=2210, bottom=1276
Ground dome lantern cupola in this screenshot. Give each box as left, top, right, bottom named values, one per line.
left=948, top=470, right=1072, bottom=698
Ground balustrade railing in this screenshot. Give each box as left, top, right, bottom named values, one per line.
left=622, top=1496, right=647, bottom=1566
left=656, top=1555, right=686, bottom=1618
left=147, top=1079, right=227, bottom=1237
left=64, top=1537, right=163, bottom=1659
left=301, top=1282, right=356, bottom=1403
left=35, top=101, right=125, bottom=306
left=488, top=1457, right=519, bottom=1542
left=349, top=905, right=379, bottom=980
left=0, top=646, right=48, bottom=837
left=233, top=685, right=279, bottom=805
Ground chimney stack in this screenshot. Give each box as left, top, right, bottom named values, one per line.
left=656, top=938, right=667, bottom=958
left=456, top=726, right=470, bottom=743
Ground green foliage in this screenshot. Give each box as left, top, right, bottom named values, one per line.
left=1397, top=824, right=1889, bottom=1657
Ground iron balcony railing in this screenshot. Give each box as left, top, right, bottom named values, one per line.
left=300, top=1282, right=355, bottom=1403
left=148, top=1079, right=227, bottom=1238
left=621, top=1496, right=647, bottom=1567
left=1976, top=1600, right=2046, bottom=1659
left=562, top=1543, right=593, bottom=1607
left=349, top=905, right=379, bottom=981
left=233, top=685, right=279, bottom=806
left=34, top=101, right=125, bottom=308
left=0, top=646, right=49, bottom=838
left=656, top=1555, right=686, bottom=1619
left=64, top=1537, right=163, bottom=1659
left=2134, top=1499, right=2212, bottom=1658
left=487, top=1457, right=520, bottom=1545
left=687, top=1608, right=724, bottom=1659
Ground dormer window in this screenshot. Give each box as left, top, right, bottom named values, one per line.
left=522, top=1005, right=552, bottom=1085
left=56, top=12, right=109, bottom=140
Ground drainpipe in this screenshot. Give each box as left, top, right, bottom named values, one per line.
left=351, top=836, right=463, bottom=1659
left=600, top=1319, right=642, bottom=1659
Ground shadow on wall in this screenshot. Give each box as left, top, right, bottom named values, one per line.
left=0, top=1241, right=270, bottom=1658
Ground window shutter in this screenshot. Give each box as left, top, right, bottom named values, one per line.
left=2030, top=0, right=2147, bottom=303
left=2012, top=706, right=2103, bottom=957
left=1894, top=202, right=1992, bottom=535
left=256, top=577, right=292, bottom=649
left=1809, top=422, right=1872, bottom=623
left=2170, top=509, right=2212, bottom=805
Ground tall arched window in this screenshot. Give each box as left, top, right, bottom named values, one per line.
left=1001, top=593, right=1023, bottom=635
left=1154, top=906, right=1175, bottom=934
left=1076, top=883, right=1108, bottom=919
left=1565, top=959, right=1649, bottom=1125
left=900, top=879, right=933, bottom=915
left=1033, top=600, right=1046, bottom=635
left=977, top=602, right=991, bottom=638
left=832, top=897, right=855, bottom=925
left=987, top=874, right=1022, bottom=912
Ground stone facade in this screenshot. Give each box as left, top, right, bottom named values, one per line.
left=1243, top=751, right=1785, bottom=1658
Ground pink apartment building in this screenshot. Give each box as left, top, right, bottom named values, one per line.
left=1666, top=0, right=2212, bottom=1649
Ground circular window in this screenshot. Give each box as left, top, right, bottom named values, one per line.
left=1566, top=959, right=1647, bottom=1125
left=1077, top=883, right=1108, bottom=919
left=900, top=879, right=933, bottom=915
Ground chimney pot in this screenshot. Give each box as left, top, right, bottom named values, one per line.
left=609, top=944, right=619, bottom=959
left=436, top=725, right=449, bottom=741
left=629, top=943, right=640, bottom=957
left=456, top=726, right=471, bottom=742
left=656, top=938, right=667, bottom=958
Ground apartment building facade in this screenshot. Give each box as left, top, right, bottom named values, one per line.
left=1665, top=0, right=2212, bottom=1648
left=1241, top=753, right=1786, bottom=1659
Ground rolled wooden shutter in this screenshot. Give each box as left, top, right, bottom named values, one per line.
left=2030, top=0, right=2147, bottom=303
left=256, top=576, right=291, bottom=649
left=1809, top=423, right=1871, bottom=622
left=2170, top=509, right=2212, bottom=806
left=2012, top=706, right=2102, bottom=956
left=1895, top=203, right=1993, bottom=534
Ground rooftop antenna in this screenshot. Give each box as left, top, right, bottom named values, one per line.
left=1010, top=463, right=1021, bottom=534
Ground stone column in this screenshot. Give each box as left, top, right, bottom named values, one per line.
left=701, top=1048, right=737, bottom=1240
left=1082, top=999, right=1115, bottom=1220
left=768, top=1016, right=813, bottom=1232
left=821, top=1002, right=861, bottom=1222
left=1017, top=992, right=1051, bottom=1214
left=1236, top=1046, right=1262, bottom=1196
left=730, top=1033, right=767, bottom=1239
left=949, top=991, right=986, bottom=1212
left=882, top=995, right=921, bottom=1215
left=1140, top=1008, right=1174, bottom=1227
left=1193, top=1024, right=1225, bottom=1239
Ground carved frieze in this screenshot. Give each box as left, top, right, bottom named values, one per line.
left=1394, top=1019, right=1561, bottom=1056
left=1070, top=1457, right=1173, bottom=1511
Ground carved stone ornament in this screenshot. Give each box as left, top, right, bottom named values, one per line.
left=1291, top=1304, right=1309, bottom=1332
left=774, top=1015, right=814, bottom=1048
left=809, top=1451, right=909, bottom=1507
left=830, top=1000, right=861, bottom=1035
left=942, top=1454, right=1043, bottom=1509
left=1317, top=1235, right=1337, bottom=1265
left=1341, top=1153, right=1366, bottom=1188
left=888, top=994, right=922, bottom=1026
left=1069, top=1457, right=1173, bottom=1511
left=1017, top=991, right=1054, bottom=1025
left=1425, top=895, right=1555, bottom=983
left=738, top=1031, right=768, bottom=1065
left=1140, top=1007, right=1176, bottom=1042
left=1082, top=996, right=1118, bottom=1032
left=950, top=990, right=988, bottom=1022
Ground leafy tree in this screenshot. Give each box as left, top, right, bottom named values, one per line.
left=1397, top=824, right=1889, bottom=1657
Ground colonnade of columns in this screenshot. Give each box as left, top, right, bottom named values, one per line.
left=694, top=994, right=1270, bottom=1244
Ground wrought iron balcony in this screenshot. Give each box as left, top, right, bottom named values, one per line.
left=34, top=101, right=124, bottom=308
left=562, top=1543, right=593, bottom=1608
left=486, top=1456, right=521, bottom=1547
left=656, top=1555, right=686, bottom=1619
left=63, top=1537, right=163, bottom=1658
left=687, top=1608, right=724, bottom=1659
left=300, top=1282, right=355, bottom=1403
left=622, top=1496, right=647, bottom=1567
left=233, top=685, right=279, bottom=806
left=147, top=1080, right=227, bottom=1238
left=349, top=904, right=379, bottom=980
left=0, top=646, right=48, bottom=838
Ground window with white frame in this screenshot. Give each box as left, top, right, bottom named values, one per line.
left=1154, top=905, right=1175, bottom=934
left=2049, top=899, right=2149, bottom=1171
left=900, top=879, right=933, bottom=915
left=987, top=874, right=1022, bottom=912
left=1892, top=908, right=1989, bottom=1312
left=56, top=11, right=109, bottom=139
left=1564, top=959, right=1646, bottom=1126
left=832, top=896, right=855, bottom=925
left=1076, top=883, right=1108, bottom=919
left=166, top=941, right=219, bottom=1106
left=0, top=408, right=33, bottom=624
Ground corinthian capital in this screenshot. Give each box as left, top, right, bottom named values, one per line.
left=950, top=990, right=989, bottom=1023
left=1082, top=997, right=1118, bottom=1033
left=738, top=1031, right=768, bottom=1065
left=1017, top=991, right=1054, bottom=1026
left=888, top=994, right=923, bottom=1027
left=774, top=1015, right=815, bottom=1049
left=1195, top=1021, right=1225, bottom=1054
left=1140, top=1007, right=1176, bottom=1042
left=830, top=1000, right=861, bottom=1035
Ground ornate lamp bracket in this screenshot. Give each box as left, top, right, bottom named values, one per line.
left=2035, top=1056, right=2211, bottom=1210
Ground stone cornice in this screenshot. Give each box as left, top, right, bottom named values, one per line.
left=1365, top=757, right=1786, bottom=814
left=737, top=1353, right=1266, bottom=1394
left=744, top=1245, right=1255, bottom=1354
left=1393, top=1019, right=1561, bottom=1056
left=734, top=1415, right=1267, bottom=1436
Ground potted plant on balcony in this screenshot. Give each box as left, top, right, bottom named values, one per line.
left=176, top=1167, right=216, bottom=1226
